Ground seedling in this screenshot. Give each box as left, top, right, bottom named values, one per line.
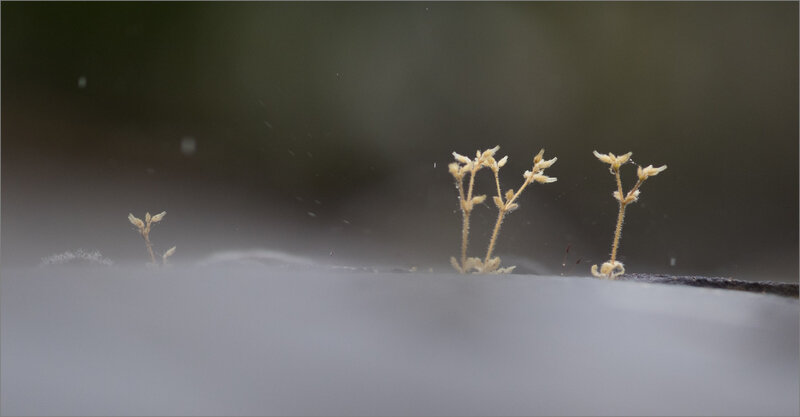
left=128, top=211, right=176, bottom=266
left=591, top=151, right=666, bottom=279
left=449, top=146, right=557, bottom=274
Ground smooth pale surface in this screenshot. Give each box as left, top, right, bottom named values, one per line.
left=2, top=266, right=797, bottom=416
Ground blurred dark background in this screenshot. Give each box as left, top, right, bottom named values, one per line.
left=2, top=2, right=797, bottom=281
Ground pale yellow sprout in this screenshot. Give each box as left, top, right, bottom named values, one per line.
left=128, top=213, right=145, bottom=229
left=592, top=150, right=613, bottom=164
left=448, top=162, right=461, bottom=178
left=593, top=150, right=632, bottom=170
left=128, top=210, right=175, bottom=266
left=591, top=151, right=667, bottom=279
left=533, top=149, right=545, bottom=164
left=452, top=152, right=471, bottom=164
left=535, top=156, right=558, bottom=170
left=151, top=211, right=166, bottom=223
left=532, top=173, right=557, bottom=184
left=496, top=155, right=508, bottom=168
left=449, top=146, right=557, bottom=274
left=162, top=246, right=176, bottom=264
left=637, top=164, right=668, bottom=180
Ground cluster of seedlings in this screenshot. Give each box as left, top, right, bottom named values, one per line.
left=128, top=211, right=176, bottom=266
left=448, top=148, right=666, bottom=279
left=449, top=146, right=557, bottom=274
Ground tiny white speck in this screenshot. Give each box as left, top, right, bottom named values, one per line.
left=433, top=162, right=437, bottom=168
left=78, top=76, right=87, bottom=89
left=307, top=212, right=316, bottom=217
left=263, top=120, right=273, bottom=129
left=670, top=257, right=677, bottom=267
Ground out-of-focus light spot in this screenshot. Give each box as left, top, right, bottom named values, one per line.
left=78, top=76, right=87, bottom=89
left=181, top=136, right=197, bottom=155
left=670, top=257, right=677, bottom=267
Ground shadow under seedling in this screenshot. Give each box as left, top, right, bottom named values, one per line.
left=449, top=146, right=557, bottom=274
left=128, top=211, right=176, bottom=266
left=591, top=151, right=666, bottom=279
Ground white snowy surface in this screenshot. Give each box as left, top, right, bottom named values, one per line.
left=2, top=266, right=797, bottom=416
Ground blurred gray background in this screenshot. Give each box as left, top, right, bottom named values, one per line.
left=2, top=2, right=798, bottom=281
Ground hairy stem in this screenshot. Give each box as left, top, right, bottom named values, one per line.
left=461, top=210, right=471, bottom=270
left=627, top=178, right=645, bottom=200
left=456, top=174, right=470, bottom=272
left=142, top=230, right=156, bottom=264
left=493, top=170, right=503, bottom=199
left=610, top=203, right=626, bottom=263
left=485, top=209, right=506, bottom=264
left=510, top=176, right=534, bottom=205
left=466, top=167, right=477, bottom=202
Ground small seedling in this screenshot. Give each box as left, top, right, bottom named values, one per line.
left=591, top=151, right=666, bottom=279
left=128, top=211, right=176, bottom=266
left=449, top=146, right=557, bottom=274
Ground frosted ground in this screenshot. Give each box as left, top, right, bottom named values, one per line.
left=2, top=256, right=797, bottom=416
